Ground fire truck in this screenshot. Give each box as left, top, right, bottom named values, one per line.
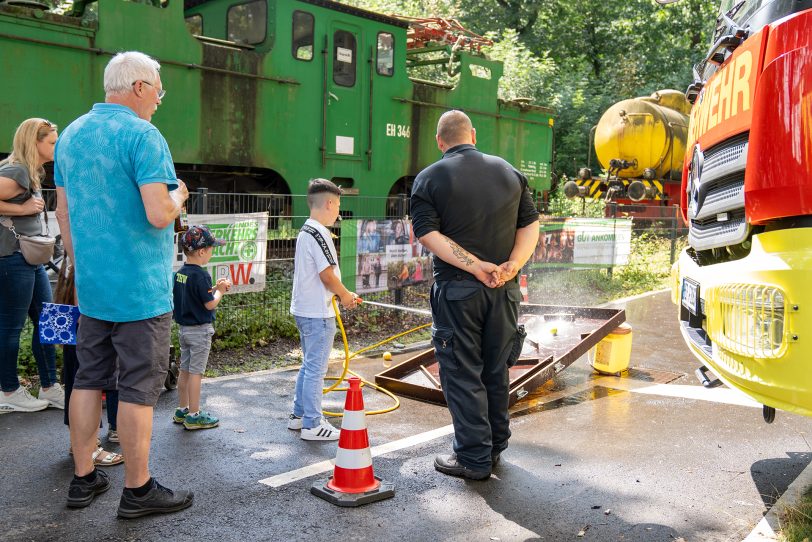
left=665, top=0, right=812, bottom=421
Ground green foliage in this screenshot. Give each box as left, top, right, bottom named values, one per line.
left=779, top=485, right=812, bottom=541
left=482, top=29, right=558, bottom=107
left=612, top=232, right=679, bottom=293
left=546, top=183, right=606, bottom=217
left=17, top=321, right=63, bottom=386
left=209, top=279, right=298, bottom=350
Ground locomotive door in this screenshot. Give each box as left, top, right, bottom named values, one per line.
left=324, top=23, right=363, bottom=161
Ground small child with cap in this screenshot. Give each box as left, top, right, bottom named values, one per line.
left=172, top=225, right=232, bottom=430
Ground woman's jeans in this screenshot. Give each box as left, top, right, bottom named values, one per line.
left=0, top=252, right=57, bottom=392
left=292, top=316, right=336, bottom=430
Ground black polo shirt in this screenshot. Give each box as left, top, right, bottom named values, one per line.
left=410, top=144, right=539, bottom=282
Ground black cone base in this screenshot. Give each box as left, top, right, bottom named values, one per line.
left=310, top=476, right=395, bottom=507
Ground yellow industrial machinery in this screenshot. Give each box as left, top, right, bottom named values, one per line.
left=565, top=90, right=690, bottom=204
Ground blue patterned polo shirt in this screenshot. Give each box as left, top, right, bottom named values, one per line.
left=54, top=103, right=178, bottom=322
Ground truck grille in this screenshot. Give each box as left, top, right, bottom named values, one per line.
left=689, top=134, right=749, bottom=249
left=706, top=283, right=787, bottom=359
left=688, top=209, right=747, bottom=249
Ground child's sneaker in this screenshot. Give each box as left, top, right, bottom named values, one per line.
left=183, top=411, right=219, bottom=430
left=301, top=418, right=340, bottom=441
left=287, top=414, right=302, bottom=431
left=172, top=408, right=189, bottom=424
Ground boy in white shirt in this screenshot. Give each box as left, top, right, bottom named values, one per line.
left=287, top=179, right=360, bottom=441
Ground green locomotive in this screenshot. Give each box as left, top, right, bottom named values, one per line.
left=0, top=0, right=554, bottom=218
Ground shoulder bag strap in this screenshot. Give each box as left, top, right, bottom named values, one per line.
left=300, top=224, right=336, bottom=266
left=0, top=216, right=20, bottom=239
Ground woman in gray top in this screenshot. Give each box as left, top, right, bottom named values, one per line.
left=0, top=118, right=64, bottom=413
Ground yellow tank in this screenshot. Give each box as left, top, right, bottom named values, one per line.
left=594, top=90, right=690, bottom=180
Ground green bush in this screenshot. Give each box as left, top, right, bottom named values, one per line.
left=546, top=183, right=606, bottom=218
left=17, top=321, right=63, bottom=386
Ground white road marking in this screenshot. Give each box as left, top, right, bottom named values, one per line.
left=259, top=424, right=454, bottom=488
left=624, top=382, right=761, bottom=408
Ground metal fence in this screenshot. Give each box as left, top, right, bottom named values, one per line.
left=37, top=189, right=686, bottom=343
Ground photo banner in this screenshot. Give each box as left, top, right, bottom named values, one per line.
left=530, top=217, right=632, bottom=268
left=173, top=212, right=268, bottom=293
left=354, top=218, right=430, bottom=294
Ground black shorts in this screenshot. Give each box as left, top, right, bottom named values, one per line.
left=75, top=312, right=172, bottom=406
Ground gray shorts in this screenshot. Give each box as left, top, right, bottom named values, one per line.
left=179, top=323, right=214, bottom=375
left=75, top=312, right=172, bottom=406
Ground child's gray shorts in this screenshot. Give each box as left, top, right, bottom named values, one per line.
left=179, top=323, right=215, bottom=375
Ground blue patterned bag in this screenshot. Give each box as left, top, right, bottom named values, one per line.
left=38, top=303, right=80, bottom=345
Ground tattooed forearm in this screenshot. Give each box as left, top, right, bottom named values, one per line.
left=445, top=236, right=474, bottom=266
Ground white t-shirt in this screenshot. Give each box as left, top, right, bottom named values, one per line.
left=290, top=218, right=341, bottom=318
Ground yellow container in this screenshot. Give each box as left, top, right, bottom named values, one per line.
left=589, top=323, right=633, bottom=375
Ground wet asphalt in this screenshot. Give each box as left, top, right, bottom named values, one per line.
left=3, top=290, right=812, bottom=542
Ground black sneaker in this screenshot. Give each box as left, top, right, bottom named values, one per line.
left=117, top=479, right=194, bottom=519
left=67, top=469, right=110, bottom=508
left=491, top=453, right=501, bottom=469
left=434, top=453, right=491, bottom=481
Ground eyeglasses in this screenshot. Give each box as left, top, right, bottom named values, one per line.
left=132, top=80, right=166, bottom=100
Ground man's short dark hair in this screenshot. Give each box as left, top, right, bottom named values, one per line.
left=307, top=178, right=342, bottom=207
left=437, top=110, right=473, bottom=146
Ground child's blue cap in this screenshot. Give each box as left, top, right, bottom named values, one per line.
left=180, top=225, right=226, bottom=251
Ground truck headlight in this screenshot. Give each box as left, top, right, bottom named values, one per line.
left=707, top=284, right=787, bottom=359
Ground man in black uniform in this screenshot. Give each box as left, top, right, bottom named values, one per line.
left=411, top=110, right=540, bottom=480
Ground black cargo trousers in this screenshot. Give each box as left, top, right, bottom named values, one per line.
left=430, top=278, right=524, bottom=472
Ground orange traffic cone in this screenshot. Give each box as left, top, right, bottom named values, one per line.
left=311, top=376, right=395, bottom=507
left=519, top=274, right=529, bottom=303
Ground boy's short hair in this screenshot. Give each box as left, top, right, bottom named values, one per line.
left=307, top=178, right=342, bottom=208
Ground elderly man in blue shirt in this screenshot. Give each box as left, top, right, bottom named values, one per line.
left=55, top=51, right=193, bottom=518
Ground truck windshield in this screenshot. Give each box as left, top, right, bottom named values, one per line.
left=718, top=0, right=767, bottom=25
left=716, top=0, right=811, bottom=35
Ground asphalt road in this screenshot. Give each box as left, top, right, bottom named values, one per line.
left=2, top=290, right=812, bottom=542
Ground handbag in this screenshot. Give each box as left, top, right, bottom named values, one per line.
left=0, top=198, right=55, bottom=265
left=38, top=302, right=80, bottom=345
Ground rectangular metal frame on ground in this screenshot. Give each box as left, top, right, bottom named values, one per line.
left=375, top=304, right=626, bottom=406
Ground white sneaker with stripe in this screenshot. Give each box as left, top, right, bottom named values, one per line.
left=287, top=414, right=302, bottom=431
left=301, top=418, right=340, bottom=441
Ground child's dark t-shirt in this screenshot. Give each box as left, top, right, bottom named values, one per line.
left=173, top=264, right=216, bottom=325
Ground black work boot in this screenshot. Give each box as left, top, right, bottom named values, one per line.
left=67, top=468, right=110, bottom=508
left=117, top=479, right=194, bottom=519
left=434, top=453, right=491, bottom=480
left=491, top=453, right=501, bottom=469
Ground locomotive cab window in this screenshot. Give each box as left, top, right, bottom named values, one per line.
left=292, top=11, right=314, bottom=61
left=333, top=30, right=356, bottom=87
left=227, top=0, right=267, bottom=45
left=185, top=14, right=203, bottom=36
left=376, top=32, right=394, bottom=76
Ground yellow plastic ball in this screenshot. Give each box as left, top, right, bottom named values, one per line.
left=383, top=351, right=393, bottom=361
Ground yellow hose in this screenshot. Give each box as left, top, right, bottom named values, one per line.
left=321, top=297, right=431, bottom=416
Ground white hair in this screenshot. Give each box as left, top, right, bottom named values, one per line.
left=104, top=51, right=161, bottom=97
